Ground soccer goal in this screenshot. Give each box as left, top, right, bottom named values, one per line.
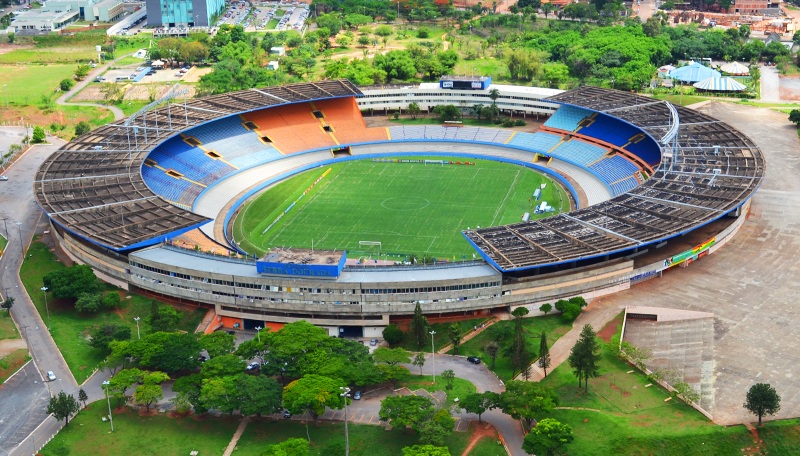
left=359, top=241, right=382, bottom=249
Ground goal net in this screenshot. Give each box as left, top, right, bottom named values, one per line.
left=359, top=241, right=382, bottom=249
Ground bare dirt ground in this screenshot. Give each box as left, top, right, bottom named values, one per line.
left=0, top=339, right=26, bottom=358
left=0, top=44, right=34, bottom=55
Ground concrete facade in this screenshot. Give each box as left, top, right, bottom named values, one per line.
left=10, top=8, right=79, bottom=33
left=145, top=0, right=225, bottom=27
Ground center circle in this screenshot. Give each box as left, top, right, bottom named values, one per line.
left=380, top=196, right=431, bottom=211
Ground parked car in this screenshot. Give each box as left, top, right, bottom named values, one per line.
left=352, top=391, right=362, bottom=400
left=197, top=355, right=207, bottom=363
left=47, top=371, right=56, bottom=381
left=246, top=362, right=260, bottom=372
left=467, top=356, right=481, bottom=365
left=369, top=338, right=378, bottom=346
left=283, top=410, right=292, bottom=419
left=0, top=176, right=8, bottom=181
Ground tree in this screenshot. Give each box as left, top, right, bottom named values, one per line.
left=148, top=302, right=181, bottom=332
left=441, top=369, right=455, bottom=391
left=510, top=307, right=530, bottom=376
left=31, top=125, right=45, bottom=143
left=522, top=418, right=574, bottom=456
left=201, top=354, right=245, bottom=378
left=373, top=347, right=411, bottom=365
left=377, top=363, right=409, bottom=388
left=499, top=381, right=558, bottom=428
left=407, top=102, right=421, bottom=120
left=379, top=395, right=435, bottom=429
left=402, top=445, right=451, bottom=456
left=461, top=391, right=500, bottom=423
left=47, top=391, right=80, bottom=426
left=200, top=376, right=240, bottom=414
left=89, top=324, right=131, bottom=352
left=59, top=78, right=75, bottom=92
left=433, top=104, right=460, bottom=122
left=568, top=324, right=601, bottom=392
left=100, top=82, right=124, bottom=103
left=200, top=331, right=236, bottom=358
left=419, top=408, right=455, bottom=446
left=42, top=265, right=100, bottom=300
left=789, top=109, right=800, bottom=126
left=539, top=303, right=552, bottom=315
left=134, top=383, right=163, bottom=411
left=237, top=374, right=283, bottom=417
left=484, top=341, right=499, bottom=370
left=412, top=352, right=426, bottom=374
left=130, top=331, right=201, bottom=373
left=75, top=64, right=90, bottom=80
left=744, top=383, right=781, bottom=426
left=411, top=302, right=429, bottom=349
left=448, top=323, right=462, bottom=355
left=78, top=388, right=88, bottom=409
left=1, top=296, right=14, bottom=314
left=75, top=292, right=103, bottom=313
left=538, top=331, right=551, bottom=377
left=282, top=374, right=345, bottom=421
left=383, top=324, right=404, bottom=346
left=263, top=438, right=310, bottom=456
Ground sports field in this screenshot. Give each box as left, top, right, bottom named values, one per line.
left=232, top=157, right=570, bottom=259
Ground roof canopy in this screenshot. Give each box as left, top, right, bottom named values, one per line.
left=693, top=76, right=747, bottom=92
left=670, top=62, right=721, bottom=83
left=720, top=61, right=750, bottom=75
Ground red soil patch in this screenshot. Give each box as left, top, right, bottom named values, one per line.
left=597, top=313, right=624, bottom=343
left=461, top=421, right=500, bottom=456
left=622, top=391, right=631, bottom=397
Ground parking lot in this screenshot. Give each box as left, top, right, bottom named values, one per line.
left=216, top=1, right=310, bottom=31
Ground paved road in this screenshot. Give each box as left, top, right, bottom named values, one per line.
left=760, top=64, right=781, bottom=102
left=55, top=58, right=129, bottom=122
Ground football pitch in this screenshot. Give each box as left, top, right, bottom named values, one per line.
left=232, top=158, right=571, bottom=259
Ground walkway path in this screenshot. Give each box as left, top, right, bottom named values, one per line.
left=437, top=314, right=506, bottom=354
left=55, top=57, right=131, bottom=121
left=759, top=64, right=780, bottom=103
left=222, top=416, right=251, bottom=456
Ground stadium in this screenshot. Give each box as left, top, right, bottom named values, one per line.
left=33, top=79, right=764, bottom=339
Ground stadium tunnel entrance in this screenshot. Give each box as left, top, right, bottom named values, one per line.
left=338, top=326, right=364, bottom=338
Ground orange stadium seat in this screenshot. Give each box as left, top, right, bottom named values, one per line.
left=312, top=98, right=388, bottom=144
left=242, top=102, right=336, bottom=154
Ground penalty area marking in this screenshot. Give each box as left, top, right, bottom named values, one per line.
left=380, top=196, right=431, bottom=211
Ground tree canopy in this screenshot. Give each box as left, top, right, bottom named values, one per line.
left=283, top=374, right=345, bottom=420
left=744, top=383, right=781, bottom=426
left=522, top=418, right=575, bottom=456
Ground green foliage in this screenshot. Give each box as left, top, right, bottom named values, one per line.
left=441, top=369, right=455, bottom=391
left=411, top=302, right=429, bottom=350
left=402, top=445, right=451, bottom=456
left=412, top=352, right=426, bottom=374
left=47, top=391, right=80, bottom=425
left=538, top=331, right=551, bottom=377
left=200, top=331, right=236, bottom=358
left=522, top=418, right=574, bottom=456
left=238, top=375, right=283, bottom=417
left=379, top=394, right=435, bottom=429
left=500, top=380, right=558, bottom=428
left=1, top=296, right=14, bottom=313
left=745, top=383, right=781, bottom=426
left=148, top=302, right=181, bottom=332
left=42, top=264, right=101, bottom=300
left=283, top=374, right=345, bottom=420
left=539, top=303, right=552, bottom=315
left=433, top=104, right=460, bottom=122
left=262, top=438, right=310, bottom=456
left=134, top=383, right=163, bottom=411
left=383, top=324, right=404, bottom=346
left=31, top=125, right=46, bottom=143
left=88, top=324, right=131, bottom=352
left=201, top=354, right=245, bottom=378
left=129, top=331, right=201, bottom=373
left=448, top=323, right=462, bottom=355
left=789, top=109, right=800, bottom=126
left=373, top=347, right=411, bottom=365
left=568, top=324, right=602, bottom=392
left=59, top=78, right=75, bottom=92
left=75, top=292, right=103, bottom=314
left=460, top=391, right=500, bottom=423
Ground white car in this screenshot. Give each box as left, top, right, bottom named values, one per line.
left=0, top=176, right=8, bottom=181
left=47, top=371, right=56, bottom=381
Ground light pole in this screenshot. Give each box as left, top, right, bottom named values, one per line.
left=255, top=326, right=262, bottom=343
left=340, top=387, right=350, bottom=456
left=102, top=381, right=114, bottom=432
left=429, top=330, right=436, bottom=383
left=133, top=317, right=141, bottom=339
left=40, top=287, right=50, bottom=331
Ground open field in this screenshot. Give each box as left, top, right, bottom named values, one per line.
left=0, top=64, right=77, bottom=106
left=0, top=349, right=29, bottom=383
left=234, top=158, right=569, bottom=258
left=42, top=403, right=490, bottom=456
left=453, top=315, right=572, bottom=381
left=20, top=239, right=206, bottom=384
left=0, top=313, right=19, bottom=340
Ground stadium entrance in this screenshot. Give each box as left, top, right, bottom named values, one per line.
left=338, top=326, right=363, bottom=338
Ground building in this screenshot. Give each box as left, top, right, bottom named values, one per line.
left=10, top=8, right=79, bottom=33
left=91, top=0, right=124, bottom=22
left=145, top=0, right=225, bottom=27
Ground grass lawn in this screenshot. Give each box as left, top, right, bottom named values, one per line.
left=0, top=349, right=30, bottom=383
left=234, top=158, right=569, bottom=258
left=0, top=314, right=20, bottom=340
left=400, top=374, right=477, bottom=404
left=398, top=316, right=492, bottom=353
left=40, top=403, right=241, bottom=456
left=0, top=233, right=6, bottom=253
left=117, top=100, right=151, bottom=116
left=235, top=418, right=475, bottom=456
left=0, top=64, right=78, bottom=107
left=651, top=93, right=710, bottom=106
left=760, top=418, right=800, bottom=454
left=539, top=333, right=755, bottom=455
left=20, top=240, right=206, bottom=384
left=453, top=315, right=572, bottom=381
left=468, top=436, right=507, bottom=456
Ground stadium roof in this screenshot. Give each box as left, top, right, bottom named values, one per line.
left=34, top=80, right=361, bottom=251
left=669, top=62, right=721, bottom=83
left=463, top=86, right=765, bottom=272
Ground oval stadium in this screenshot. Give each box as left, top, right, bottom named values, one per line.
left=33, top=79, right=764, bottom=341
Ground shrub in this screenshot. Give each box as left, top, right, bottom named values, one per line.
left=74, top=121, right=91, bottom=136
left=32, top=126, right=46, bottom=143
left=383, top=324, right=404, bottom=346
left=417, top=27, right=431, bottom=38
left=59, top=78, right=75, bottom=92
left=514, top=119, right=526, bottom=126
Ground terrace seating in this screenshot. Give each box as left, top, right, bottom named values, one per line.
left=507, top=132, right=563, bottom=152
left=141, top=165, right=204, bottom=207
left=610, top=176, right=639, bottom=195
left=549, top=139, right=609, bottom=166
left=147, top=136, right=237, bottom=186
left=185, top=115, right=283, bottom=169
left=543, top=105, right=593, bottom=132
left=312, top=98, right=389, bottom=143
left=242, top=102, right=336, bottom=154
left=387, top=125, right=512, bottom=144
left=589, top=155, right=641, bottom=184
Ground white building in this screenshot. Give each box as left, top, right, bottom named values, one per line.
left=11, top=8, right=79, bottom=33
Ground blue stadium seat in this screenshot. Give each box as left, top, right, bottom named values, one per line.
left=573, top=113, right=661, bottom=166
left=544, top=106, right=593, bottom=132
left=589, top=155, right=641, bottom=183
left=185, top=116, right=283, bottom=169
left=610, top=176, right=639, bottom=195
left=549, top=139, right=608, bottom=166
left=148, top=136, right=236, bottom=186
left=507, top=132, right=563, bottom=152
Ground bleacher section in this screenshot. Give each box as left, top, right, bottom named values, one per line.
left=574, top=113, right=661, bottom=166
left=507, top=132, right=563, bottom=152
left=550, top=139, right=608, bottom=166
left=141, top=166, right=203, bottom=207
left=387, top=125, right=514, bottom=143
left=543, top=105, right=593, bottom=132
left=312, top=98, right=388, bottom=144
left=589, top=155, right=640, bottom=184
left=184, top=115, right=283, bottom=169
left=146, top=136, right=236, bottom=186
left=242, top=102, right=336, bottom=154
left=610, top=176, right=638, bottom=195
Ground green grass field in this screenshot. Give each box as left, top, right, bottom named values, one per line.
left=234, top=158, right=570, bottom=258
left=0, top=64, right=77, bottom=106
